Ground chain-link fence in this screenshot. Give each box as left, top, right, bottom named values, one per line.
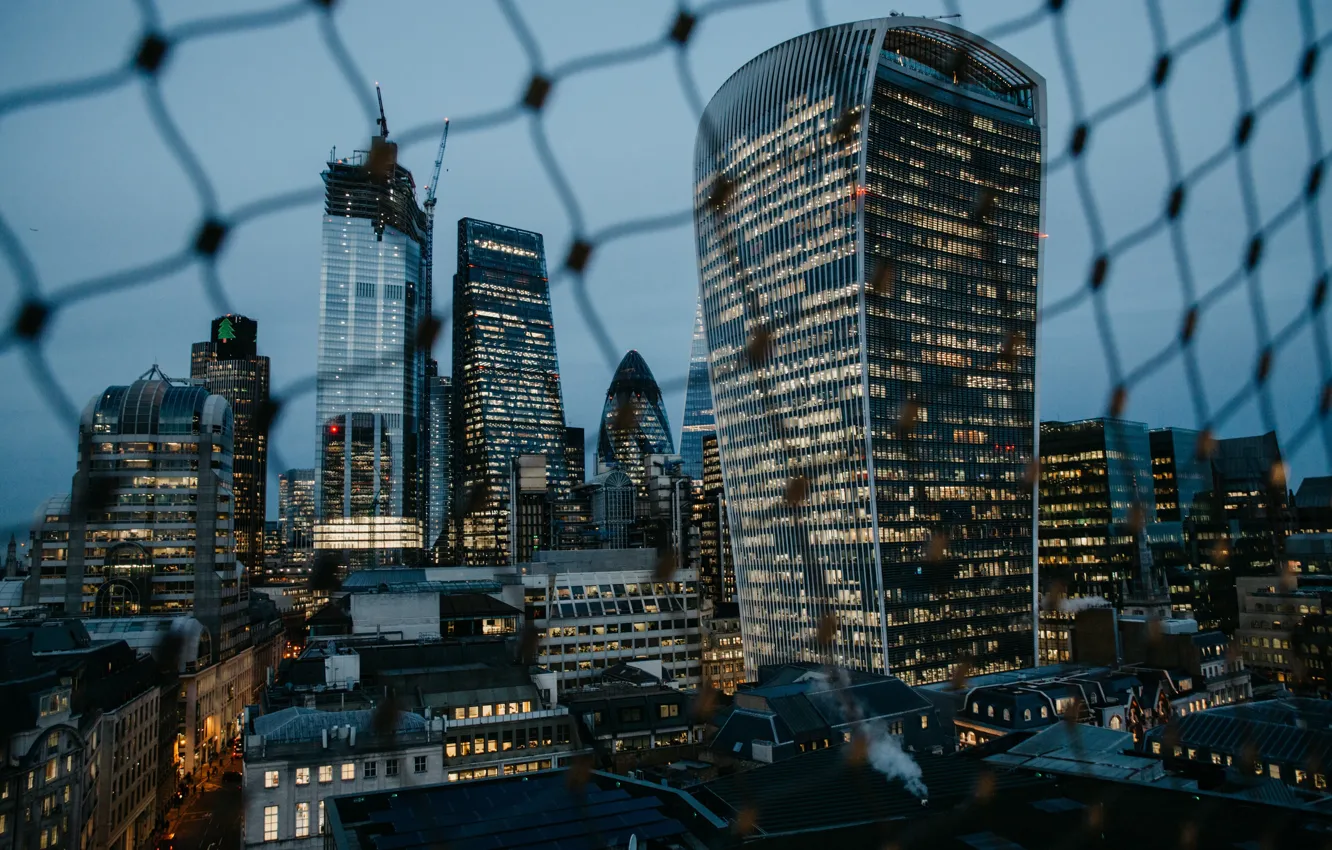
left=1, top=0, right=1330, bottom=841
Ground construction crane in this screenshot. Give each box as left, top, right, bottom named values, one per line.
left=375, top=83, right=390, bottom=139
left=424, top=119, right=450, bottom=217
left=421, top=120, right=450, bottom=323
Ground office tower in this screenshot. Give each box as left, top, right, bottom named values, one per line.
left=191, top=314, right=270, bottom=582
left=1148, top=427, right=1222, bottom=628
left=1212, top=432, right=1290, bottom=574
left=25, top=366, right=247, bottom=662
left=427, top=367, right=454, bottom=556
left=565, top=426, right=586, bottom=491
left=680, top=304, right=716, bottom=483
left=452, top=218, right=570, bottom=565
left=1150, top=428, right=1212, bottom=525
left=315, top=129, right=429, bottom=569
left=696, top=432, right=735, bottom=602
left=1189, top=431, right=1291, bottom=634
left=1038, top=419, right=1156, bottom=663
left=278, top=468, right=316, bottom=572
left=693, top=19, right=1045, bottom=684
left=1296, top=476, right=1332, bottom=534
left=596, top=350, right=674, bottom=487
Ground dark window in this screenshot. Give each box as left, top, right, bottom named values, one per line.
left=363, top=761, right=377, bottom=779
left=620, top=707, right=643, bottom=723
left=413, top=756, right=427, bottom=774
left=385, top=759, right=399, bottom=777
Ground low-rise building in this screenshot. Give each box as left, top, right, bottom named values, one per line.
left=1142, top=697, right=1332, bottom=794
left=919, top=647, right=1229, bottom=751
left=261, top=637, right=585, bottom=790
left=303, top=583, right=520, bottom=645
left=339, top=553, right=703, bottom=691
left=241, top=707, right=445, bottom=850
left=709, top=663, right=947, bottom=765
left=563, top=663, right=704, bottom=772
left=517, top=551, right=701, bottom=690
left=80, top=614, right=280, bottom=782
left=1237, top=573, right=1332, bottom=687
left=0, top=619, right=161, bottom=850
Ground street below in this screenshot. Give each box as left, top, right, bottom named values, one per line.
left=170, top=755, right=242, bottom=850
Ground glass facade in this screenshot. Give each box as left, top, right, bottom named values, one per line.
left=452, top=218, right=569, bottom=565
left=679, top=305, right=716, bottom=483
left=315, top=150, right=429, bottom=567
left=694, top=19, right=1045, bottom=684
left=277, top=468, right=315, bottom=571
left=1038, top=418, right=1153, bottom=663
left=191, top=313, right=269, bottom=582
left=427, top=368, right=453, bottom=555
left=564, top=426, right=586, bottom=491
left=596, top=350, right=674, bottom=488
left=1149, top=426, right=1229, bottom=631
left=30, top=368, right=247, bottom=662
left=695, top=433, right=734, bottom=602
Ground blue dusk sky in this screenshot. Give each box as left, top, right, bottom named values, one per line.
left=0, top=0, right=1328, bottom=543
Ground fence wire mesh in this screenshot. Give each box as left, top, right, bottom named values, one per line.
left=1, top=0, right=1331, bottom=842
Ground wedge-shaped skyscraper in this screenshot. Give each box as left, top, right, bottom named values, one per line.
left=452, top=218, right=570, bottom=565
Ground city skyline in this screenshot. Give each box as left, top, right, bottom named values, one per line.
left=1, top=1, right=1325, bottom=544
left=0, top=5, right=1329, bottom=847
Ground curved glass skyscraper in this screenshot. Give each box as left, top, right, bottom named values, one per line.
left=680, top=305, right=716, bottom=483
left=597, top=350, right=674, bottom=487
left=694, top=18, right=1045, bottom=684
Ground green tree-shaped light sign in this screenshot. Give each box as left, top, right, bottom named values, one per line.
left=217, top=317, right=236, bottom=344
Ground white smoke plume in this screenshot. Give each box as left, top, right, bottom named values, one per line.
left=865, top=722, right=928, bottom=798
left=1058, top=595, right=1111, bottom=614
left=805, top=668, right=929, bottom=799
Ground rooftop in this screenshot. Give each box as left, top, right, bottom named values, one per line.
left=325, top=769, right=724, bottom=850
left=697, top=744, right=1049, bottom=837
left=1150, top=698, right=1332, bottom=767
left=252, top=706, right=427, bottom=743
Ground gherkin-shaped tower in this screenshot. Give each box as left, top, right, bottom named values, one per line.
left=597, top=350, right=674, bottom=486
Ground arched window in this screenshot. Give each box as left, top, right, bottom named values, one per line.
left=1002, top=708, right=1011, bottom=721
left=987, top=705, right=994, bottom=718
left=1110, top=714, right=1123, bottom=730
left=972, top=702, right=979, bottom=714
left=1023, top=709, right=1032, bottom=721
left=1040, top=706, right=1049, bottom=719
